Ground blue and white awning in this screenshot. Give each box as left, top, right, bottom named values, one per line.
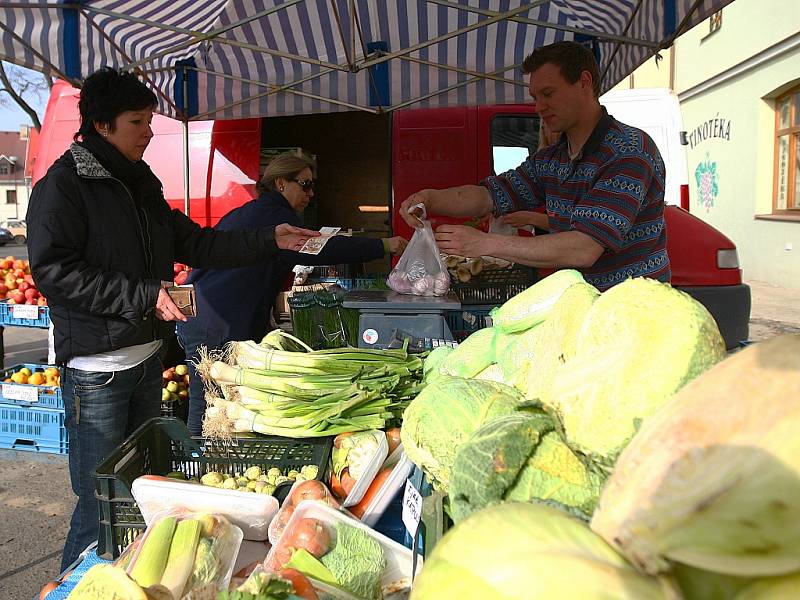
left=0, top=0, right=734, bottom=120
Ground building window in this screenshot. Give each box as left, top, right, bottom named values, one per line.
left=0, top=163, right=9, bottom=175
left=774, top=86, right=800, bottom=212
left=6, top=190, right=17, bottom=205
left=709, top=11, right=723, bottom=35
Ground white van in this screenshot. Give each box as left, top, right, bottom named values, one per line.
left=600, top=88, right=689, bottom=207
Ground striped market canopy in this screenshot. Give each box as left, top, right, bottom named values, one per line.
left=0, top=0, right=734, bottom=120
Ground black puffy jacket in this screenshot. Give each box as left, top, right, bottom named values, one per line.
left=27, top=143, right=279, bottom=364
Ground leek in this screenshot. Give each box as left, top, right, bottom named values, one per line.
left=161, top=518, right=201, bottom=599
left=129, top=515, right=177, bottom=588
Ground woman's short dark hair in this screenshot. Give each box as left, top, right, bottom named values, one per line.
left=522, top=41, right=601, bottom=98
left=75, top=67, right=158, bottom=141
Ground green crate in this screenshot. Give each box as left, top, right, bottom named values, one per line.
left=92, top=417, right=332, bottom=559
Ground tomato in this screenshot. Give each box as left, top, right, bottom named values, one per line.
left=39, top=581, right=59, bottom=599
left=329, top=468, right=355, bottom=501
left=385, top=428, right=402, bottom=455
left=333, top=432, right=354, bottom=449
left=287, top=518, right=330, bottom=558
left=278, top=568, right=320, bottom=600
left=350, top=467, right=393, bottom=518
left=340, top=470, right=356, bottom=495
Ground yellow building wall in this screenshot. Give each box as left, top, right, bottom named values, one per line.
left=617, top=0, right=800, bottom=287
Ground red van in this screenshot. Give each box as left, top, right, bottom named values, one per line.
left=31, top=81, right=750, bottom=348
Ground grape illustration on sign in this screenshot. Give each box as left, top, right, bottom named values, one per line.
left=694, top=152, right=719, bottom=211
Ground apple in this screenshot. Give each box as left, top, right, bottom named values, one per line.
left=12, top=268, right=25, bottom=279
left=177, top=389, right=189, bottom=400
left=175, top=364, right=189, bottom=376
left=13, top=260, right=25, bottom=271
left=37, top=297, right=48, bottom=306
left=166, top=381, right=179, bottom=393
left=18, top=281, right=30, bottom=293
left=0, top=284, right=8, bottom=295
left=5, top=278, right=16, bottom=290
left=24, top=288, right=39, bottom=300
left=10, top=291, right=25, bottom=304
left=23, top=274, right=34, bottom=285
left=173, top=263, right=185, bottom=275
left=174, top=270, right=189, bottom=285
left=25, top=298, right=37, bottom=305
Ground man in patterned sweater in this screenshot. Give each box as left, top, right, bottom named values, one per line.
left=399, top=41, right=670, bottom=292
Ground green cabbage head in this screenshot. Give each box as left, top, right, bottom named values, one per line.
left=410, top=502, right=678, bottom=600
left=591, top=334, right=800, bottom=577
left=513, top=281, right=599, bottom=400
left=449, top=412, right=605, bottom=523
left=491, top=269, right=585, bottom=333
left=400, top=376, right=525, bottom=491
left=544, top=277, right=726, bottom=460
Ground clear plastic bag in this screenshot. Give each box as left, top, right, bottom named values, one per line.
left=387, top=204, right=450, bottom=296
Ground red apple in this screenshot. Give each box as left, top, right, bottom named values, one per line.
left=173, top=263, right=185, bottom=275
left=37, top=297, right=48, bottom=306
left=10, top=291, right=25, bottom=304
left=0, top=284, right=8, bottom=295
left=12, top=268, right=25, bottom=279
left=174, top=271, right=189, bottom=285
left=12, top=260, right=25, bottom=271
left=18, top=281, right=30, bottom=293
left=23, top=274, right=34, bottom=284
left=25, top=298, right=37, bottom=305
left=24, top=288, right=39, bottom=300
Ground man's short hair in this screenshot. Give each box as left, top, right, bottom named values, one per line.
left=522, top=41, right=601, bottom=98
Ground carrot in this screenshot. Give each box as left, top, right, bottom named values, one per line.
left=278, top=568, right=320, bottom=600
left=385, top=428, right=402, bottom=455
left=350, top=467, right=394, bottom=518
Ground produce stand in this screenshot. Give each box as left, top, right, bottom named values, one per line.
left=0, top=301, right=51, bottom=369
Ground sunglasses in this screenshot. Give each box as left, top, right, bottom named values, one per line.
left=292, top=178, right=315, bottom=192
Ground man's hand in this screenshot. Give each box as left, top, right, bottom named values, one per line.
left=434, top=225, right=490, bottom=258
left=399, top=190, right=434, bottom=228
left=155, top=288, right=187, bottom=322
left=275, top=223, right=320, bottom=250
left=498, top=211, right=548, bottom=229
left=385, top=236, right=409, bottom=256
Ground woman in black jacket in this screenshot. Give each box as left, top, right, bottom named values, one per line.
left=177, top=153, right=407, bottom=435
left=26, top=68, right=317, bottom=570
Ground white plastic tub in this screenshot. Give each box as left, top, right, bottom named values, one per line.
left=132, top=475, right=279, bottom=541
left=339, top=429, right=389, bottom=507
left=353, top=444, right=414, bottom=528
left=264, top=500, right=421, bottom=597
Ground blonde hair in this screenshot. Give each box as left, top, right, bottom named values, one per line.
left=257, top=153, right=314, bottom=192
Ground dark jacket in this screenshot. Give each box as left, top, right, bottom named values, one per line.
left=27, top=143, right=280, bottom=364
left=177, top=190, right=384, bottom=348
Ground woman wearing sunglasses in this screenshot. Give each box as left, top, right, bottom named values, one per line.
left=176, top=152, right=407, bottom=435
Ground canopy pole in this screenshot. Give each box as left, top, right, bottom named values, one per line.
left=182, top=67, right=190, bottom=217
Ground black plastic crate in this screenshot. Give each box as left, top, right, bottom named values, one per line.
left=92, top=417, right=333, bottom=559
left=445, top=305, right=496, bottom=341
left=159, top=397, right=188, bottom=422
left=451, top=266, right=537, bottom=305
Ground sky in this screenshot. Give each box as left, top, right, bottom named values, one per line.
left=0, top=63, right=48, bottom=132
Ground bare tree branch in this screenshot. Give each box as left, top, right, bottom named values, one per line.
left=0, top=61, right=48, bottom=131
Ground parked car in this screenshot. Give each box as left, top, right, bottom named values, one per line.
left=0, top=219, right=26, bottom=244
left=0, top=227, right=14, bottom=246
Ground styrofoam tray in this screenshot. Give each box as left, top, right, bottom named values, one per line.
left=131, top=475, right=279, bottom=541
left=341, top=429, right=388, bottom=507
left=358, top=444, right=413, bottom=528
left=265, top=500, right=421, bottom=596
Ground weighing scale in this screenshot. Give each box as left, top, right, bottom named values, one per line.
left=342, top=290, right=462, bottom=350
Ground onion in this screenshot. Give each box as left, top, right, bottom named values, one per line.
left=388, top=270, right=413, bottom=294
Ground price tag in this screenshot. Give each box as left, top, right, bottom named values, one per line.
left=11, top=304, right=39, bottom=320
left=402, top=478, right=423, bottom=535
left=2, top=383, right=38, bottom=403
